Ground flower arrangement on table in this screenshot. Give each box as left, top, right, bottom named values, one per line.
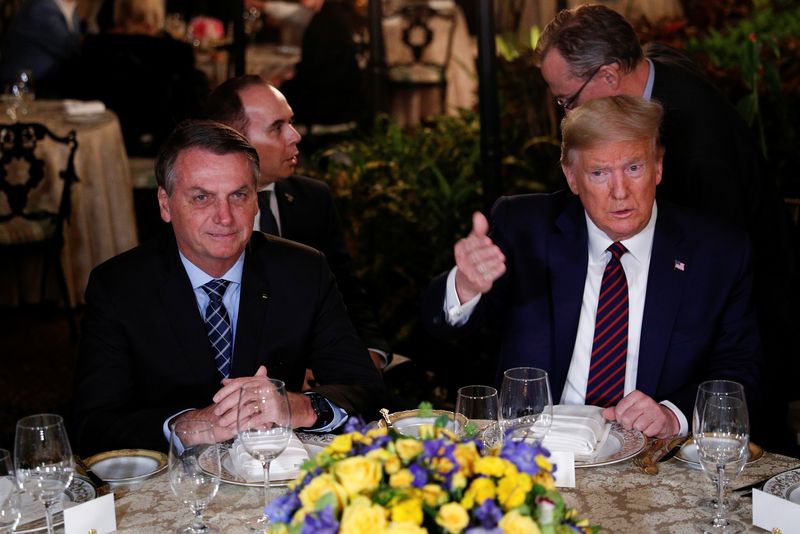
left=267, top=405, right=600, bottom=533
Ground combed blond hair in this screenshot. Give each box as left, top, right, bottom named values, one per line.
left=560, top=95, right=664, bottom=166
left=114, top=0, right=165, bottom=34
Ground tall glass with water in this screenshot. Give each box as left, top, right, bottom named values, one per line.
left=0, top=448, right=20, bottom=533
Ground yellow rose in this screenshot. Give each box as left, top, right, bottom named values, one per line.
left=450, top=471, right=467, bottom=491
left=298, top=474, right=348, bottom=511
left=499, top=510, right=541, bottom=534
left=390, top=497, right=423, bottom=525
left=460, top=477, right=496, bottom=510
left=535, top=454, right=552, bottom=472
left=435, top=502, right=469, bottom=534
left=385, top=522, right=427, bottom=534
left=497, top=472, right=533, bottom=510
left=366, top=427, right=389, bottom=439
left=417, top=423, right=436, bottom=439
left=453, top=442, right=480, bottom=476
left=334, top=456, right=383, bottom=497
left=474, top=456, right=515, bottom=478
left=432, top=457, right=456, bottom=477
left=395, top=438, right=424, bottom=463
left=328, top=434, right=354, bottom=455
left=383, top=454, right=403, bottom=474
left=531, top=471, right=555, bottom=490
left=389, top=468, right=415, bottom=489
left=340, top=496, right=387, bottom=534
left=421, top=484, right=448, bottom=507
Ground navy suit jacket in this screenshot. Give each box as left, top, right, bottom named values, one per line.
left=424, top=192, right=761, bottom=418
left=73, top=230, right=384, bottom=455
left=274, top=175, right=391, bottom=355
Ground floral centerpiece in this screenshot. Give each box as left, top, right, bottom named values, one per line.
left=267, top=406, right=600, bottom=533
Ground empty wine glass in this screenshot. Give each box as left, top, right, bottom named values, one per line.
left=695, top=395, right=749, bottom=534
left=455, top=385, right=501, bottom=450
left=237, top=379, right=292, bottom=531
left=168, top=419, right=221, bottom=534
left=0, top=448, right=20, bottom=533
left=693, top=380, right=746, bottom=513
left=14, top=414, right=74, bottom=534
left=499, top=367, right=553, bottom=443
left=5, top=69, right=34, bottom=117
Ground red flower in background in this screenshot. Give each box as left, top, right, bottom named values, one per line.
left=188, top=16, right=225, bottom=41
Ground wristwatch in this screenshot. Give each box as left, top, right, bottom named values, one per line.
left=304, top=392, right=334, bottom=429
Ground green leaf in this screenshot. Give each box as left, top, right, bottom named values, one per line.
left=463, top=421, right=478, bottom=438
left=434, top=413, right=450, bottom=428
left=315, top=491, right=338, bottom=513
left=418, top=401, right=434, bottom=418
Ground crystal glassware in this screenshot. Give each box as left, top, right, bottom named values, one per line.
left=693, top=380, right=746, bottom=513
left=695, top=394, right=749, bottom=534
left=455, top=385, right=501, bottom=450
left=0, top=448, right=20, bottom=533
left=237, top=379, right=292, bottom=531
left=14, top=414, right=74, bottom=534
left=168, top=419, right=221, bottom=534
left=499, top=367, right=553, bottom=443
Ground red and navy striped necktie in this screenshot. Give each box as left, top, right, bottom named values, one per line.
left=585, top=242, right=628, bottom=407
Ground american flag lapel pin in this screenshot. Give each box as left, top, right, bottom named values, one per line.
left=674, top=259, right=686, bottom=272
left=284, top=192, right=295, bottom=203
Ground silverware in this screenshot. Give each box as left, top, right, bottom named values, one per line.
left=75, top=455, right=111, bottom=496
left=634, top=438, right=668, bottom=475
left=657, top=436, right=689, bottom=463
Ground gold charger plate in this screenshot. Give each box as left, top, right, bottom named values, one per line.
left=85, top=448, right=167, bottom=483
left=376, top=409, right=466, bottom=438
left=674, top=437, right=763, bottom=468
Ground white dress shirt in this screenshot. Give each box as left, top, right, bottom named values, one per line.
left=444, top=202, right=688, bottom=434
left=254, top=182, right=282, bottom=234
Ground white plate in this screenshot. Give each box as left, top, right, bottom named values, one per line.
left=63, top=112, right=109, bottom=124
left=763, top=468, right=800, bottom=504
left=575, top=423, right=646, bottom=468
left=15, top=475, right=96, bottom=533
left=85, top=449, right=167, bottom=484
left=674, top=438, right=763, bottom=470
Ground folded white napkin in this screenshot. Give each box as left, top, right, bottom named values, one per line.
left=542, top=405, right=611, bottom=459
left=230, top=432, right=309, bottom=482
left=63, top=99, right=106, bottom=116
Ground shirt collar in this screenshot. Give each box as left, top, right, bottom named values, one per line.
left=179, top=251, right=245, bottom=289
left=585, top=201, right=658, bottom=265
left=54, top=0, right=77, bottom=32
left=258, top=182, right=276, bottom=193
left=642, top=58, right=655, bottom=101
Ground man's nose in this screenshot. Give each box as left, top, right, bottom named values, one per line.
left=213, top=199, right=234, bottom=223
left=609, top=173, right=628, bottom=198
left=286, top=124, right=302, bottom=144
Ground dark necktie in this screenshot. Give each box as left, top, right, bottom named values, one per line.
left=257, top=190, right=280, bottom=236
left=201, top=279, right=232, bottom=378
left=585, top=242, right=629, bottom=407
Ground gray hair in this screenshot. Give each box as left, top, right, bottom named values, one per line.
left=155, top=120, right=260, bottom=195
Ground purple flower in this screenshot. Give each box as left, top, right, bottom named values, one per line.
left=465, top=529, right=503, bottom=534
left=473, top=498, right=503, bottom=528
left=343, top=416, right=370, bottom=434
left=499, top=438, right=551, bottom=475
left=264, top=491, right=300, bottom=524
left=300, top=506, right=339, bottom=534
left=409, top=463, right=429, bottom=487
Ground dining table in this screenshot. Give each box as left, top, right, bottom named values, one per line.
left=88, top=436, right=800, bottom=533
left=0, top=100, right=138, bottom=307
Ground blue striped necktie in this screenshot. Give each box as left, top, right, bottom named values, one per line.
left=201, top=279, right=232, bottom=378
left=585, top=242, right=628, bottom=407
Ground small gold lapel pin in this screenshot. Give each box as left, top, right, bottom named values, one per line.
left=284, top=192, right=295, bottom=203
left=261, top=292, right=269, bottom=300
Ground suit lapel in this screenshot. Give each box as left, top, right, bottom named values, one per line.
left=637, top=204, right=688, bottom=396
left=548, top=197, right=589, bottom=400
left=274, top=180, right=297, bottom=238
left=231, top=237, right=271, bottom=377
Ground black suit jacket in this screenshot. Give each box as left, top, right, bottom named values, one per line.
left=424, top=192, right=761, bottom=419
left=274, top=175, right=391, bottom=355
left=73, top=231, right=384, bottom=455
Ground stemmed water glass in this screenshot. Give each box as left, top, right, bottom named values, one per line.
left=168, top=419, right=221, bottom=534
left=237, top=379, right=292, bottom=532
left=455, top=385, right=501, bottom=449
left=695, top=394, right=749, bottom=534
left=14, top=414, right=74, bottom=534
left=0, top=448, right=21, bottom=533
left=693, top=380, right=746, bottom=513
left=499, top=367, right=553, bottom=443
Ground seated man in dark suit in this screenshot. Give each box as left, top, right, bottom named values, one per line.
left=72, top=120, right=384, bottom=455
left=203, top=75, right=392, bottom=372
left=424, top=96, right=760, bottom=439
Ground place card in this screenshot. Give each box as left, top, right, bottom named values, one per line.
left=63, top=493, right=116, bottom=534
left=550, top=451, right=576, bottom=488
left=752, top=489, right=800, bottom=532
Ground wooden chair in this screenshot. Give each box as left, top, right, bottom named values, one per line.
left=0, top=122, right=79, bottom=337
left=384, top=1, right=458, bottom=117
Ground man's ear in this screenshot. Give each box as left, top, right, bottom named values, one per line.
left=599, top=62, right=623, bottom=92
left=562, top=162, right=580, bottom=195
left=158, top=187, right=171, bottom=223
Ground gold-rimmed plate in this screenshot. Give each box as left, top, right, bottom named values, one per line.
left=376, top=409, right=466, bottom=438
left=674, top=438, right=763, bottom=469
left=84, top=448, right=167, bottom=484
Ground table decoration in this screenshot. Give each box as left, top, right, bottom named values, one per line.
left=264, top=412, right=600, bottom=533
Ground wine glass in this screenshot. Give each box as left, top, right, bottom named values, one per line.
left=455, top=385, right=501, bottom=450
left=0, top=448, right=21, bottom=533
left=5, top=70, right=35, bottom=117
left=237, top=379, right=292, bottom=531
left=168, top=419, right=221, bottom=534
left=693, top=380, right=746, bottom=512
left=499, top=367, right=553, bottom=443
left=14, top=414, right=74, bottom=534
left=695, top=395, right=749, bottom=534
